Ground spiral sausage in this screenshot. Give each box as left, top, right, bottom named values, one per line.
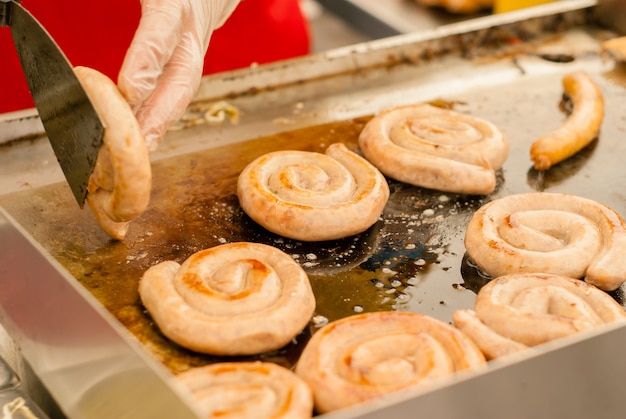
left=530, top=71, right=604, bottom=171
left=453, top=273, right=626, bottom=360
left=237, top=143, right=389, bottom=241
left=358, top=103, right=508, bottom=195
left=75, top=66, right=152, bottom=240
left=139, top=242, right=316, bottom=355
left=295, top=311, right=485, bottom=413
left=464, top=192, right=626, bottom=291
left=176, top=362, right=313, bottom=419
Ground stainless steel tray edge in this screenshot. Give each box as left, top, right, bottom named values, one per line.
left=0, top=208, right=201, bottom=418
left=193, top=0, right=596, bottom=102
left=325, top=320, right=626, bottom=419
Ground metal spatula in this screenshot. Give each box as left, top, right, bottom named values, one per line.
left=1, top=0, right=103, bottom=207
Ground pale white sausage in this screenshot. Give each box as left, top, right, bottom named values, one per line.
left=75, top=66, right=151, bottom=240
left=176, top=362, right=313, bottom=419
left=453, top=273, right=626, bottom=359
left=139, top=242, right=316, bottom=355
left=358, top=104, right=508, bottom=195
left=295, top=311, right=485, bottom=413
left=237, top=143, right=389, bottom=241
left=464, top=192, right=626, bottom=291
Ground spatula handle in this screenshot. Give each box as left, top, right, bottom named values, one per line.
left=0, top=0, right=13, bottom=27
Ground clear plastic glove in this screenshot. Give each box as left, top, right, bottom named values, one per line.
left=118, top=0, right=240, bottom=151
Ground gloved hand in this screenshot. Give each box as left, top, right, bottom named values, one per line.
left=118, top=0, right=240, bottom=151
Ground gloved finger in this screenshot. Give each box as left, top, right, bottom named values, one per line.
left=118, top=2, right=184, bottom=111
left=133, top=32, right=204, bottom=151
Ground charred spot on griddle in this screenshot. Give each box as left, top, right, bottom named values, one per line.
left=607, top=286, right=626, bottom=310
left=526, top=138, right=598, bottom=191
left=560, top=92, right=574, bottom=114
left=361, top=239, right=438, bottom=274
left=536, top=53, right=575, bottom=63
left=384, top=179, right=486, bottom=218
left=236, top=215, right=384, bottom=277
left=492, top=168, right=506, bottom=195
left=459, top=253, right=492, bottom=294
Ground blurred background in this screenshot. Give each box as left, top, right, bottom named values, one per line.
left=303, top=0, right=493, bottom=52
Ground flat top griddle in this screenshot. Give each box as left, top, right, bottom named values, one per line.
left=1, top=5, right=626, bottom=417
left=2, top=42, right=626, bottom=375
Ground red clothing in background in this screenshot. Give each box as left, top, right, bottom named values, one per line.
left=0, top=0, right=310, bottom=113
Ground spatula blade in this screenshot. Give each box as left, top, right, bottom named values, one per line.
left=8, top=1, right=103, bottom=207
